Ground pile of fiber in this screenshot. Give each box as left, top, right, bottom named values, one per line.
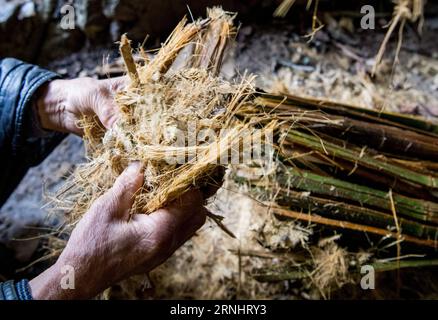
left=51, top=7, right=438, bottom=297
left=54, top=8, right=273, bottom=222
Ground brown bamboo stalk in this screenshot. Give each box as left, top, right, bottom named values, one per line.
left=271, top=207, right=438, bottom=248
left=119, top=34, right=139, bottom=86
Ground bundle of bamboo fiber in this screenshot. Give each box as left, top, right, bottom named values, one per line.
left=52, top=7, right=280, bottom=224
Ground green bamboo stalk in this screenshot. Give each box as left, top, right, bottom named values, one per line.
left=279, top=143, right=438, bottom=201
left=276, top=169, right=438, bottom=225
left=270, top=187, right=438, bottom=239
left=285, top=130, right=438, bottom=189
left=232, top=172, right=438, bottom=239
left=371, top=259, right=438, bottom=272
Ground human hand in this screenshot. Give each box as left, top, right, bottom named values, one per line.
left=29, top=162, right=207, bottom=299
left=36, top=76, right=126, bottom=135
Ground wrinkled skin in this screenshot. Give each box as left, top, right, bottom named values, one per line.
left=29, top=78, right=208, bottom=299
left=36, top=77, right=126, bottom=135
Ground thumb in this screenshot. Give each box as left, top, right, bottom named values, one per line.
left=98, top=162, right=143, bottom=220
left=107, top=76, right=129, bottom=90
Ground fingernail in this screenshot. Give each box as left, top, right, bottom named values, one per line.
left=126, top=161, right=142, bottom=174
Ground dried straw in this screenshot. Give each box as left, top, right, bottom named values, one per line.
left=52, top=8, right=276, bottom=222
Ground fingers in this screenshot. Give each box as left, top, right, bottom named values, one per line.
left=165, top=189, right=208, bottom=241
left=106, top=76, right=129, bottom=91
left=200, top=166, right=225, bottom=200
left=140, top=189, right=206, bottom=234
left=94, top=162, right=143, bottom=220
left=131, top=189, right=207, bottom=268
left=94, top=76, right=128, bottom=129
left=163, top=189, right=207, bottom=236
left=166, top=188, right=205, bottom=217
left=174, top=206, right=207, bottom=245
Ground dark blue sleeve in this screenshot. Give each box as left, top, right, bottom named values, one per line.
left=0, top=58, right=67, bottom=207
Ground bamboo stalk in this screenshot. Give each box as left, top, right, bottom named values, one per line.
left=256, top=94, right=438, bottom=135
left=277, top=169, right=438, bottom=224
left=119, top=34, right=139, bottom=86
left=192, top=8, right=234, bottom=75
left=280, top=144, right=438, bottom=202
left=235, top=175, right=438, bottom=239
left=267, top=187, right=438, bottom=239
left=284, top=130, right=438, bottom=189
left=310, top=117, right=438, bottom=161
left=271, top=207, right=438, bottom=248
left=371, top=259, right=438, bottom=272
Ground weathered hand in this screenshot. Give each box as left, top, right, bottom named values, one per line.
left=29, top=162, right=207, bottom=299
left=36, top=76, right=126, bottom=135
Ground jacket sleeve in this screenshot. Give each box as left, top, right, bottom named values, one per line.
left=0, top=58, right=67, bottom=207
